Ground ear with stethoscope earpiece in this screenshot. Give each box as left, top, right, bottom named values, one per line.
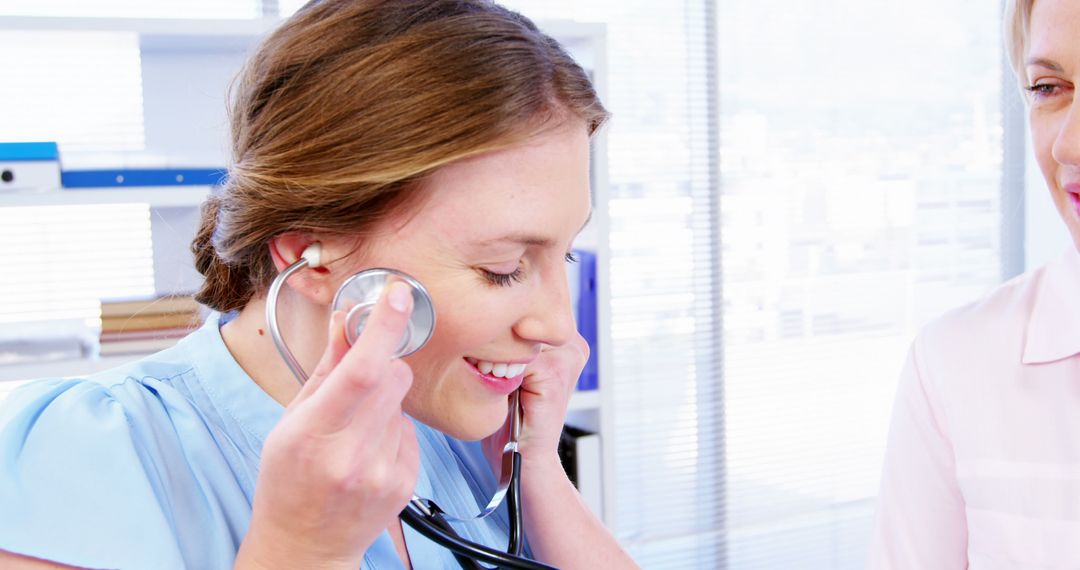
left=266, top=241, right=436, bottom=384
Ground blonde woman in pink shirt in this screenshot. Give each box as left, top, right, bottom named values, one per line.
left=869, top=0, right=1080, bottom=567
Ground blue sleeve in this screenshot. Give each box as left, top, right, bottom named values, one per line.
left=0, top=378, right=188, bottom=569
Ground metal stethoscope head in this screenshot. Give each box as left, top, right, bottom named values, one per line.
left=265, top=243, right=555, bottom=569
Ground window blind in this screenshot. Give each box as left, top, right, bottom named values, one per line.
left=0, top=31, right=155, bottom=339
left=509, top=1, right=1006, bottom=568
left=501, top=1, right=723, bottom=567
left=718, top=0, right=1004, bottom=567
left=0, top=204, right=155, bottom=327
left=0, top=31, right=144, bottom=153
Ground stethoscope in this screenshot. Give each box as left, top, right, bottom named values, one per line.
left=265, top=244, right=557, bottom=570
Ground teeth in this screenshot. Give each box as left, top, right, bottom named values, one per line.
left=470, top=359, right=527, bottom=378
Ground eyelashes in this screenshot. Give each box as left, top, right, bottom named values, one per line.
left=480, top=252, right=580, bottom=287
left=481, top=266, right=525, bottom=287
left=1025, top=83, right=1057, bottom=96
left=1024, top=81, right=1070, bottom=100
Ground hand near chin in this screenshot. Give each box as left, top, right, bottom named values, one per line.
left=237, top=284, right=420, bottom=570
left=482, top=333, right=589, bottom=471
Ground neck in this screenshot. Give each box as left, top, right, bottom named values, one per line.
left=220, top=291, right=330, bottom=406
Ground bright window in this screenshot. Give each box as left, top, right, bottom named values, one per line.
left=718, top=0, right=1003, bottom=566
left=505, top=0, right=1006, bottom=567
left=0, top=30, right=155, bottom=343
left=0, top=31, right=144, bottom=153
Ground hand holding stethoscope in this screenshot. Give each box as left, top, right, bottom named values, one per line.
left=238, top=258, right=422, bottom=568
left=241, top=244, right=556, bottom=569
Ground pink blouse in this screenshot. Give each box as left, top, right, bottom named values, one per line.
left=869, top=248, right=1080, bottom=569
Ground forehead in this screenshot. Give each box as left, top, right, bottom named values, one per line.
left=396, top=122, right=592, bottom=243
left=1028, top=0, right=1080, bottom=58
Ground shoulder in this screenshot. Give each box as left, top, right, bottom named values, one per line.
left=0, top=376, right=186, bottom=568
left=908, top=257, right=1063, bottom=395
left=918, top=263, right=1043, bottom=351
left=0, top=347, right=201, bottom=450
left=0, top=355, right=242, bottom=569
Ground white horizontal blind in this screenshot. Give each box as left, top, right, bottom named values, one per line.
left=0, top=31, right=144, bottom=153
left=502, top=1, right=722, bottom=567
left=1, top=30, right=155, bottom=338
left=718, top=0, right=1003, bottom=568
left=1, top=1, right=262, bottom=19
left=0, top=204, right=154, bottom=324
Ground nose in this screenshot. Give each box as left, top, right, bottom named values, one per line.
left=1052, top=96, right=1080, bottom=167
left=513, top=263, right=577, bottom=347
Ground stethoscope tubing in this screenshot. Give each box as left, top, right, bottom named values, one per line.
left=266, top=257, right=314, bottom=384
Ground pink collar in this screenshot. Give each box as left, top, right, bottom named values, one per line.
left=1022, top=247, right=1080, bottom=364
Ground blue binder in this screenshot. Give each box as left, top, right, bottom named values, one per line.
left=570, top=249, right=599, bottom=391
left=0, top=142, right=59, bottom=161
left=61, top=168, right=227, bottom=188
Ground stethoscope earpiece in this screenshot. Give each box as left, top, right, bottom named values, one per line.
left=300, top=243, right=323, bottom=268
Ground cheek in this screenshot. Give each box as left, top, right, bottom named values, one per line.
left=427, top=300, right=504, bottom=356
left=1030, top=116, right=1062, bottom=181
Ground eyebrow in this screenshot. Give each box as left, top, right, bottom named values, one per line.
left=473, top=210, right=593, bottom=248
left=1026, top=57, right=1064, bottom=72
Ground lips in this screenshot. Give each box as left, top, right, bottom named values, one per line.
left=1066, top=183, right=1080, bottom=218
left=463, top=357, right=526, bottom=395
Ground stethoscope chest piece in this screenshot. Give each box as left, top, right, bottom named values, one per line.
left=331, top=268, right=436, bottom=358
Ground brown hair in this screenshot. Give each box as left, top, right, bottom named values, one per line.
left=1004, top=0, right=1035, bottom=83
left=192, top=0, right=609, bottom=312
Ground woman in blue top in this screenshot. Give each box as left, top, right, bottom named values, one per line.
left=0, top=1, right=637, bottom=568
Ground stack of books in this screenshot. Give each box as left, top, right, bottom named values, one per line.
left=98, top=295, right=203, bottom=356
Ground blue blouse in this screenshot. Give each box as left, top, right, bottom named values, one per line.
left=0, top=313, right=512, bottom=569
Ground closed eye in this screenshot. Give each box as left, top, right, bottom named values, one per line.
left=481, top=252, right=579, bottom=287
left=480, top=266, right=524, bottom=287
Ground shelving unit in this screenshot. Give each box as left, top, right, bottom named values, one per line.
left=1, top=13, right=614, bottom=522
left=0, top=186, right=209, bottom=208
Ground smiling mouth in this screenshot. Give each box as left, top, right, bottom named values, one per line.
left=464, top=357, right=526, bottom=379
left=463, top=357, right=525, bottom=395
left=1068, top=191, right=1080, bottom=219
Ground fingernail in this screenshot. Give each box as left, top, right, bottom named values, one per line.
left=388, top=282, right=411, bottom=312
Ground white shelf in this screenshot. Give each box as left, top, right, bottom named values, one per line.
left=568, top=389, right=601, bottom=412
left=0, top=15, right=276, bottom=37
left=0, top=186, right=210, bottom=208
left=0, top=354, right=136, bottom=384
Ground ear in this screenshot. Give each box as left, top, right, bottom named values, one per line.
left=268, top=232, right=338, bottom=305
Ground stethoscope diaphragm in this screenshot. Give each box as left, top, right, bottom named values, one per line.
left=330, top=268, right=436, bottom=358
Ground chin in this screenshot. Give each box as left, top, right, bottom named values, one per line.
left=408, top=399, right=510, bottom=441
